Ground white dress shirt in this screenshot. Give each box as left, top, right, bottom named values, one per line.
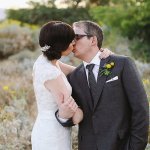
left=83, top=51, right=101, bottom=83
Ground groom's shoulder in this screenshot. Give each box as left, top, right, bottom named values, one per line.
left=75, top=63, right=83, bottom=71
left=68, top=63, right=83, bottom=77
left=110, top=54, right=133, bottom=63
left=72, top=63, right=83, bottom=73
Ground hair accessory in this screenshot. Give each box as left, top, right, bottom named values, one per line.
left=41, top=45, right=50, bottom=52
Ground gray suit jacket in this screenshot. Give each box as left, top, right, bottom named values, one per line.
left=66, top=55, right=149, bottom=150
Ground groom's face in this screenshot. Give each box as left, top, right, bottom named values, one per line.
left=73, top=26, right=93, bottom=60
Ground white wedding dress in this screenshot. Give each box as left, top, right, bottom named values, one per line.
left=31, top=54, right=72, bottom=150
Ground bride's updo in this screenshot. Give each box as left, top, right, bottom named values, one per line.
left=39, top=21, right=75, bottom=60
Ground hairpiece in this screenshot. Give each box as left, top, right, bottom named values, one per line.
left=41, top=45, right=50, bottom=52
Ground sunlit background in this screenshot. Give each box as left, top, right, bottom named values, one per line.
left=0, top=0, right=29, bottom=20
left=0, top=0, right=76, bottom=9
left=0, top=0, right=69, bottom=20
left=0, top=0, right=149, bottom=149
left=0, top=0, right=29, bottom=9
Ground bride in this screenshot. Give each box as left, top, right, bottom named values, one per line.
left=32, top=21, right=83, bottom=150
left=31, top=21, right=110, bottom=150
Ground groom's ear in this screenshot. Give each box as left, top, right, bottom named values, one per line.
left=91, top=36, right=97, bottom=47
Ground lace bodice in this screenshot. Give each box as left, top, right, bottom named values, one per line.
left=31, top=54, right=72, bottom=150
left=32, top=54, right=72, bottom=113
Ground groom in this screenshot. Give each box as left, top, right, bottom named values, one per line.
left=56, top=21, right=149, bottom=150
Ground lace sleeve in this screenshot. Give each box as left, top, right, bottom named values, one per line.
left=34, top=64, right=61, bottom=84
left=42, top=66, right=61, bottom=83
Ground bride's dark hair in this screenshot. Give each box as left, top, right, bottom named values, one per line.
left=39, top=21, right=75, bottom=60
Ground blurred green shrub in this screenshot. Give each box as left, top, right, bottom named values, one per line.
left=90, top=3, right=150, bottom=62
left=0, top=20, right=39, bottom=59
left=7, top=7, right=92, bottom=25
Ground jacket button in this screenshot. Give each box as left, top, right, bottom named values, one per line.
left=93, top=115, right=96, bottom=119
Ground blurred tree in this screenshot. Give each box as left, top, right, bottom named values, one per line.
left=6, top=0, right=150, bottom=62
left=88, top=0, right=110, bottom=6
left=59, top=0, right=83, bottom=8
left=121, top=0, right=150, bottom=62
left=7, top=7, right=92, bottom=25
left=90, top=0, right=150, bottom=62
left=28, top=0, right=56, bottom=8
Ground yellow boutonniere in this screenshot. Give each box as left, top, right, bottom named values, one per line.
left=100, top=61, right=115, bottom=76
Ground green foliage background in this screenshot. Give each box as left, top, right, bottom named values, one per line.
left=6, top=0, right=150, bottom=62
left=7, top=7, right=92, bottom=25
left=0, top=0, right=150, bottom=149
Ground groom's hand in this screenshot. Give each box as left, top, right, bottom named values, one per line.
left=58, top=97, right=78, bottom=119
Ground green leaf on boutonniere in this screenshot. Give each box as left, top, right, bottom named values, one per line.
left=99, top=61, right=115, bottom=76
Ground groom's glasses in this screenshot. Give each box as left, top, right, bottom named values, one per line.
left=74, top=34, right=92, bottom=41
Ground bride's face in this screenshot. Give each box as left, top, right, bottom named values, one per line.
left=61, top=40, right=75, bottom=56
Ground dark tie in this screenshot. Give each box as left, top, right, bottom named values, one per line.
left=86, top=64, right=97, bottom=104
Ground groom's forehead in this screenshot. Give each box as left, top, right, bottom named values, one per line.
left=73, top=26, right=85, bottom=34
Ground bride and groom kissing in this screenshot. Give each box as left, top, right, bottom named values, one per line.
left=32, top=20, right=149, bottom=150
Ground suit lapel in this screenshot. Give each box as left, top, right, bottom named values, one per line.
left=78, top=64, right=93, bottom=111
left=93, top=56, right=111, bottom=110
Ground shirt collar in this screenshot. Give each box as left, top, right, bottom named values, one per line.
left=83, top=51, right=101, bottom=68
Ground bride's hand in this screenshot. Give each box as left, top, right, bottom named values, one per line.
left=99, top=48, right=114, bottom=59
left=58, top=97, right=78, bottom=119
left=68, top=97, right=78, bottom=112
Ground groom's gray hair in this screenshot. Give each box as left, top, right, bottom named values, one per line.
left=73, top=20, right=103, bottom=48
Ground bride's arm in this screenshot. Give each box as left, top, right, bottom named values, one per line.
left=44, top=75, right=83, bottom=124
left=44, top=75, right=71, bottom=106
left=58, top=61, right=76, bottom=76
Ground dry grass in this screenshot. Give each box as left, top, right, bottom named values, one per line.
left=0, top=52, right=150, bottom=149
left=0, top=52, right=79, bottom=149
left=0, top=56, right=36, bottom=149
